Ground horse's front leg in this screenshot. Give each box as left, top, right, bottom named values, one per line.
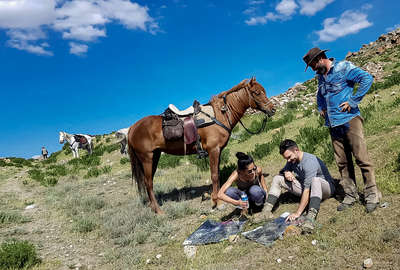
left=208, top=148, right=222, bottom=209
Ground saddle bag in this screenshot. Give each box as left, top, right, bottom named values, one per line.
left=162, top=108, right=184, bottom=141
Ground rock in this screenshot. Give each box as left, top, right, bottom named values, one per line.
left=199, top=214, right=207, bottom=219
left=184, top=245, right=197, bottom=259
left=311, top=240, right=317, bottom=246
left=288, top=256, right=294, bottom=260
left=223, top=245, right=233, bottom=254
left=201, top=192, right=211, bottom=201
left=25, top=204, right=36, bottom=210
left=363, top=258, right=373, bottom=268
left=156, top=254, right=162, bottom=259
left=146, top=259, right=151, bottom=264
left=228, top=234, right=239, bottom=243
left=391, top=91, right=396, bottom=96
left=284, top=225, right=302, bottom=236
left=277, top=258, right=282, bottom=263
left=380, top=202, right=389, bottom=208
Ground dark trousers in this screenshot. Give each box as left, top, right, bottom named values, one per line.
left=331, top=116, right=379, bottom=204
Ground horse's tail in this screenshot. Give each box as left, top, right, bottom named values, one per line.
left=128, top=144, right=146, bottom=196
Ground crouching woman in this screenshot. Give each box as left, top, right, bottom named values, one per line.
left=217, top=152, right=267, bottom=214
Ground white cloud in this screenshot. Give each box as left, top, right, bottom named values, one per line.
left=6, top=28, right=53, bottom=56
left=249, top=0, right=264, bottom=4
left=0, top=0, right=56, bottom=28
left=0, top=0, right=158, bottom=55
left=385, top=24, right=400, bottom=32
left=275, top=0, right=298, bottom=16
left=245, top=12, right=282, bottom=25
left=299, top=0, right=334, bottom=16
left=316, top=10, right=372, bottom=42
left=69, top=42, right=88, bottom=55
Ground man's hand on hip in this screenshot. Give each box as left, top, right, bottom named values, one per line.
left=339, top=102, right=351, bottom=112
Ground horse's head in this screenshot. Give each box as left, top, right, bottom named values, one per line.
left=59, top=131, right=65, bottom=144
left=246, top=77, right=276, bottom=117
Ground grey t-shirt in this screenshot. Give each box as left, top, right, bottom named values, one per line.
left=280, top=152, right=334, bottom=190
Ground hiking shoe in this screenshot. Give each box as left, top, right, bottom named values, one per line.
left=301, top=208, right=318, bottom=234
left=365, top=202, right=379, bottom=213
left=251, top=211, right=274, bottom=224
left=337, top=202, right=354, bottom=211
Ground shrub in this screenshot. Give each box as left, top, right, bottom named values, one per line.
left=296, top=126, right=330, bottom=154
left=73, top=217, right=97, bottom=233
left=265, top=112, right=294, bottom=132
left=251, top=128, right=285, bottom=160
left=120, top=157, right=130, bottom=165
left=43, top=177, right=58, bottom=187
left=28, top=169, right=44, bottom=182
left=102, top=165, right=112, bottom=174
left=187, top=155, right=209, bottom=171
left=158, top=154, right=182, bottom=169
left=286, top=100, right=301, bottom=110
left=79, top=155, right=101, bottom=167
left=360, top=103, right=376, bottom=123
left=105, top=144, right=120, bottom=153
left=370, top=72, right=400, bottom=93
left=219, top=163, right=236, bottom=186
left=84, top=167, right=102, bottom=178
left=0, top=239, right=41, bottom=269
left=47, top=164, right=68, bottom=177
left=106, top=137, right=111, bottom=143
left=320, top=141, right=335, bottom=165
left=62, top=143, right=72, bottom=155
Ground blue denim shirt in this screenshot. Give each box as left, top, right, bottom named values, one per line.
left=316, top=59, right=373, bottom=127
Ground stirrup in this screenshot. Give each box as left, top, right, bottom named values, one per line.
left=197, top=150, right=208, bottom=159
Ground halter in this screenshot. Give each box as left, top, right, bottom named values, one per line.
left=221, top=83, right=272, bottom=135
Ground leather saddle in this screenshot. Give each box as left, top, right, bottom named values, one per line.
left=74, top=135, right=88, bottom=145
left=162, top=100, right=207, bottom=158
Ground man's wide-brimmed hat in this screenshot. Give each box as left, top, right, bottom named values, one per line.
left=303, top=47, right=328, bottom=71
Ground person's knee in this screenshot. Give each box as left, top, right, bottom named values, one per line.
left=272, top=175, right=284, bottom=186
left=249, top=186, right=265, bottom=204
left=224, top=187, right=240, bottom=200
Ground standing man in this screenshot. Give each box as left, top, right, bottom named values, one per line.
left=41, top=146, right=48, bottom=160
left=262, top=139, right=336, bottom=232
left=303, top=47, right=380, bottom=213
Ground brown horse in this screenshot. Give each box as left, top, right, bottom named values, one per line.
left=127, top=78, right=276, bottom=214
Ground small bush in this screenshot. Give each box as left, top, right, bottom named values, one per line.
left=265, top=112, right=294, bottom=132
left=320, top=141, right=335, bottom=165
left=370, top=72, right=400, bottom=93
left=219, top=163, right=236, bottom=186
left=158, top=154, right=182, bottom=169
left=106, top=137, right=111, bottom=143
left=62, top=143, right=72, bottom=155
left=0, top=239, right=41, bottom=269
left=84, top=167, right=102, bottom=178
left=188, top=155, right=209, bottom=171
left=102, top=165, right=112, bottom=174
left=105, top=144, right=120, bottom=153
left=28, top=169, right=44, bottom=182
left=296, top=126, right=329, bottom=154
left=43, top=177, right=58, bottom=187
left=120, top=157, right=130, bottom=165
left=80, top=155, right=101, bottom=167
left=47, top=164, right=68, bottom=177
left=286, top=100, right=301, bottom=110
left=73, top=218, right=97, bottom=233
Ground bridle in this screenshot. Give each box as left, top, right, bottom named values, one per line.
left=221, top=83, right=273, bottom=135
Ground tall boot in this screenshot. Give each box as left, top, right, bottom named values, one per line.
left=301, top=208, right=318, bottom=234
left=252, top=203, right=274, bottom=223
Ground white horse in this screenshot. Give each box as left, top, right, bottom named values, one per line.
left=114, top=127, right=129, bottom=155
left=59, top=131, right=94, bottom=158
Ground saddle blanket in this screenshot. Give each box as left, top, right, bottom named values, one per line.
left=194, top=105, right=215, bottom=128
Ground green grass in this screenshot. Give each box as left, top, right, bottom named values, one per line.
left=0, top=239, right=41, bottom=269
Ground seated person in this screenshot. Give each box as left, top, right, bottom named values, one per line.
left=262, top=139, right=336, bottom=232
left=218, top=152, right=267, bottom=216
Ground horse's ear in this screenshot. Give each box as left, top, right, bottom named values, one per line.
left=249, top=77, right=256, bottom=86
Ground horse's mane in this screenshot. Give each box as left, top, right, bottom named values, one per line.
left=209, top=79, right=253, bottom=122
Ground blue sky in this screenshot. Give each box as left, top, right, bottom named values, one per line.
left=1, top=0, right=399, bottom=158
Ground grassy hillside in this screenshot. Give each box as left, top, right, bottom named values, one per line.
left=1, top=37, right=400, bottom=269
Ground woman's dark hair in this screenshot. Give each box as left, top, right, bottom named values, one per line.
left=236, top=152, right=254, bottom=171
left=279, top=139, right=298, bottom=155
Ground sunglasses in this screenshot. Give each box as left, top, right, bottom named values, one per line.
left=247, top=165, right=257, bottom=174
